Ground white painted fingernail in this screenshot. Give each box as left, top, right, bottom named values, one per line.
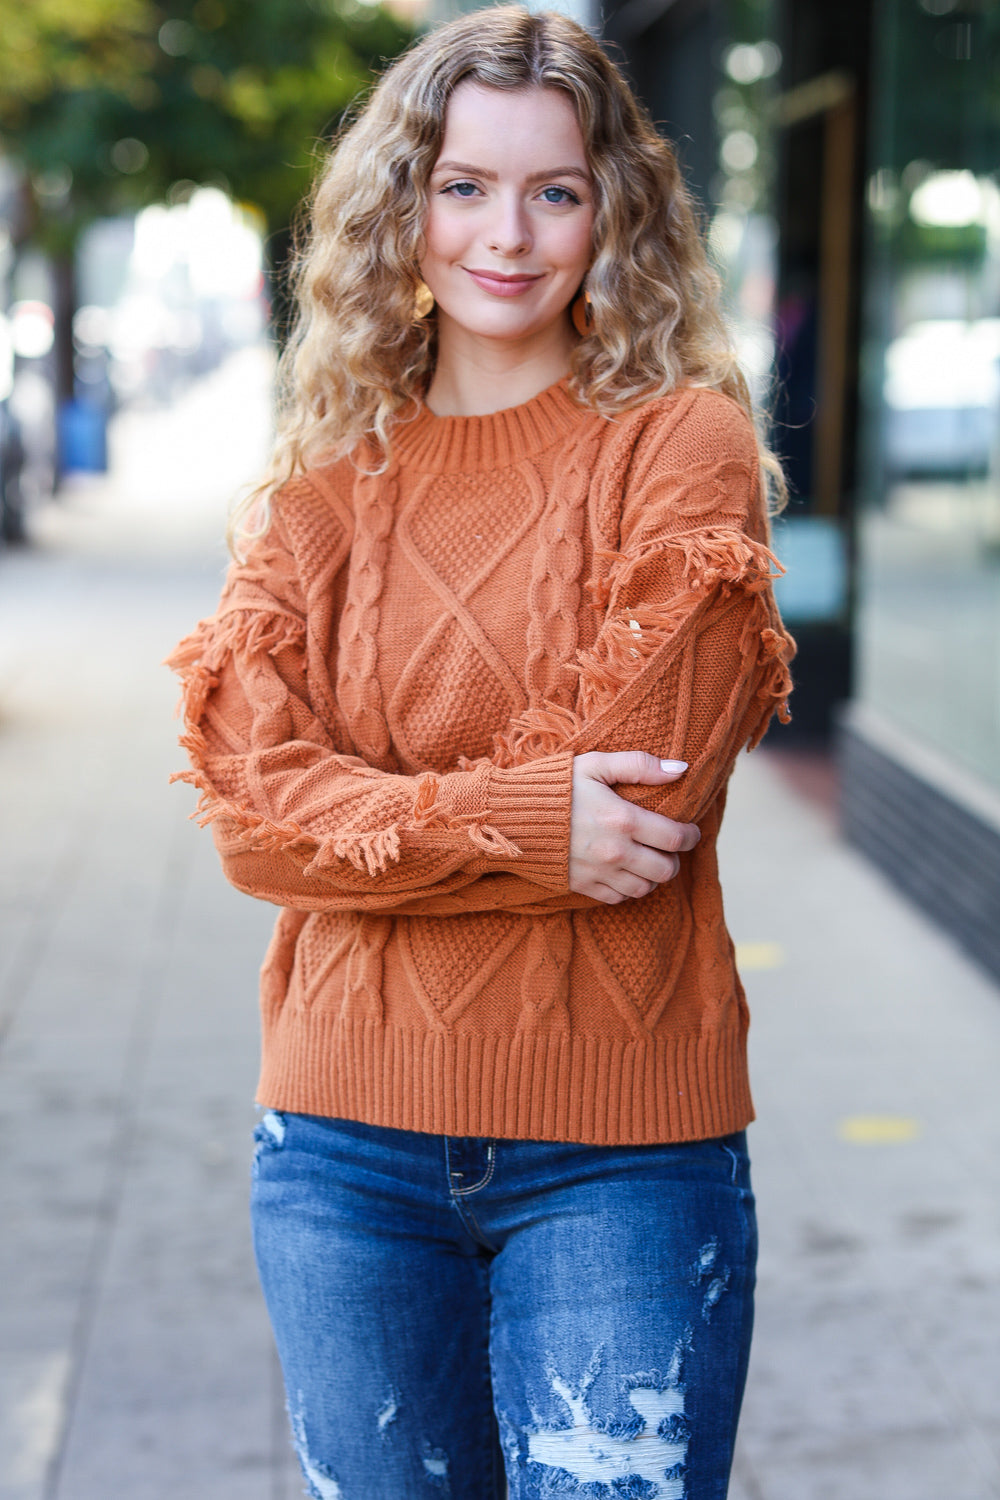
left=660, top=759, right=688, bottom=772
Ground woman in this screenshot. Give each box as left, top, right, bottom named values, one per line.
left=169, top=8, right=794, bottom=1496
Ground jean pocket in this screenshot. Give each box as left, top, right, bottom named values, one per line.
left=717, top=1130, right=750, bottom=1187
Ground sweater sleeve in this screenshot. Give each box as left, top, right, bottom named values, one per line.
left=481, top=392, right=796, bottom=833
left=167, top=396, right=793, bottom=915
left=378, top=395, right=796, bottom=917
left=167, top=501, right=577, bottom=914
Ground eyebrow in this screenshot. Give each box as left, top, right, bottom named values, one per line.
left=433, top=160, right=591, bottom=183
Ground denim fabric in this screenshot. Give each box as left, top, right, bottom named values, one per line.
left=251, top=1112, right=756, bottom=1500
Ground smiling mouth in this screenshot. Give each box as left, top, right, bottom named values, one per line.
left=464, top=268, right=544, bottom=296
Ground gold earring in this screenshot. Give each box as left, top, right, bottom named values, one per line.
left=414, top=280, right=435, bottom=319
left=571, top=287, right=592, bottom=336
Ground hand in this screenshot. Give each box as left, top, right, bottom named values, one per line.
left=568, top=751, right=700, bottom=904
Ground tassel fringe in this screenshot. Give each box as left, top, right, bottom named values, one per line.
left=410, top=772, right=521, bottom=859
left=495, top=527, right=793, bottom=769
left=167, top=615, right=520, bottom=877
left=165, top=609, right=304, bottom=681
left=670, top=527, right=783, bottom=594
left=747, top=625, right=796, bottom=745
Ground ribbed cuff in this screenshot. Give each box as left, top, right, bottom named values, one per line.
left=432, top=753, right=573, bottom=891
left=484, top=754, right=574, bottom=891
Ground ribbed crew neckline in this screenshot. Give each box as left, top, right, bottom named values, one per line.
left=390, top=375, right=589, bottom=473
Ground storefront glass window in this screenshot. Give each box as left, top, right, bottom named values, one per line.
left=857, top=0, right=1000, bottom=788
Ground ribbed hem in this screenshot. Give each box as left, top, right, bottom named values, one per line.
left=256, top=1013, right=754, bottom=1146
left=390, top=377, right=590, bottom=473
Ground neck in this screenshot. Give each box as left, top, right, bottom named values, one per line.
left=425, top=314, right=577, bottom=417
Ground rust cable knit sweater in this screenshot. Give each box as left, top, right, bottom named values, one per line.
left=168, top=379, right=794, bottom=1145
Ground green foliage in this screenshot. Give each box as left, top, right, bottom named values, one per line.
left=0, top=0, right=414, bottom=249
left=0, top=0, right=154, bottom=110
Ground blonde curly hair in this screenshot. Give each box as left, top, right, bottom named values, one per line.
left=231, top=4, right=782, bottom=550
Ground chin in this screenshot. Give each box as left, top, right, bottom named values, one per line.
left=446, top=302, right=568, bottom=343
left=442, top=308, right=522, bottom=337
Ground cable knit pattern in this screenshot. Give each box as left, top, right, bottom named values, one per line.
left=167, top=379, right=795, bottom=1144
left=523, top=426, right=598, bottom=710
left=335, top=461, right=398, bottom=768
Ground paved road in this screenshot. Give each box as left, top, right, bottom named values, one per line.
left=1, top=349, right=997, bottom=1499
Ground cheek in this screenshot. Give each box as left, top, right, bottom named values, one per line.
left=422, top=204, right=465, bottom=265
left=550, top=215, right=595, bottom=275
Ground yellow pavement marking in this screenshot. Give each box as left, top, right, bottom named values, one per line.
left=838, top=1115, right=922, bottom=1144
left=734, top=941, right=785, bottom=971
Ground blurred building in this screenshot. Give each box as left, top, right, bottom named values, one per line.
left=615, top=0, right=1000, bottom=982
left=429, top=0, right=1000, bottom=981
left=840, top=1, right=1000, bottom=988
left=616, top=0, right=1000, bottom=982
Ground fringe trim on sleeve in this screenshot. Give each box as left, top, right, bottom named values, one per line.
left=295, top=770, right=521, bottom=874
left=165, top=607, right=305, bottom=679
left=490, top=527, right=793, bottom=770
left=746, top=623, right=796, bottom=747
left=166, top=610, right=312, bottom=852
left=166, top=614, right=520, bottom=878
left=411, top=772, right=521, bottom=859
left=670, top=526, right=782, bottom=595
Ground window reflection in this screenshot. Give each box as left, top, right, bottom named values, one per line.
left=859, top=17, right=1000, bottom=793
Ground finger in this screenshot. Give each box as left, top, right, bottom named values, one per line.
left=625, top=848, right=681, bottom=884
left=587, top=750, right=688, bottom=786
left=613, top=872, right=661, bottom=900
left=588, top=880, right=641, bottom=905
left=630, top=804, right=701, bottom=854
left=591, top=884, right=627, bottom=904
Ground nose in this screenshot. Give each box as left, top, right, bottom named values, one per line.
left=487, top=192, right=531, bottom=258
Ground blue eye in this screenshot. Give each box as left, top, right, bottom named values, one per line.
left=445, top=181, right=479, bottom=197
left=540, top=186, right=580, bottom=205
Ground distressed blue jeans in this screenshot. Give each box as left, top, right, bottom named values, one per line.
left=251, top=1112, right=756, bottom=1500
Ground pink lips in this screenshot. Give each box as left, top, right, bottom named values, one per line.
left=465, top=269, right=543, bottom=297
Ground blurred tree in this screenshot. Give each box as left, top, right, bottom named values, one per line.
left=0, top=0, right=414, bottom=396
left=0, top=0, right=154, bottom=120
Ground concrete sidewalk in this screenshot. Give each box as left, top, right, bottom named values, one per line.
left=0, top=351, right=997, bottom=1500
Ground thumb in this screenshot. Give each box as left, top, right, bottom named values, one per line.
left=596, top=751, right=688, bottom=785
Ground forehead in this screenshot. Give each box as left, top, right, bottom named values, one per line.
left=436, top=82, right=587, bottom=166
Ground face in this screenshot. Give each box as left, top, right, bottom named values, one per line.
left=420, top=82, right=595, bottom=349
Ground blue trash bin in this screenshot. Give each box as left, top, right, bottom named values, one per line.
left=58, top=398, right=108, bottom=473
